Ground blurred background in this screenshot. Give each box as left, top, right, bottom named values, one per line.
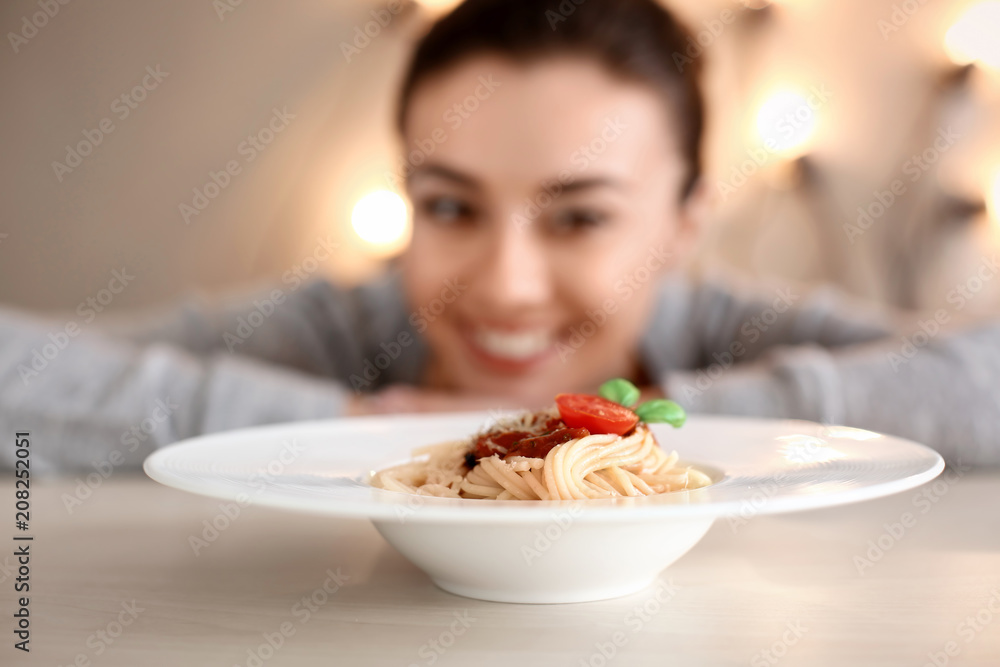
left=2, top=0, right=999, bottom=317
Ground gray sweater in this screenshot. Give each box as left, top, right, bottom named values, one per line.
left=2, top=271, right=998, bottom=472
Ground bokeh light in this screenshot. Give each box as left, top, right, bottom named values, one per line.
left=351, top=190, right=410, bottom=251
left=945, top=1, right=1000, bottom=69
left=414, top=0, right=463, bottom=13
left=755, top=89, right=819, bottom=157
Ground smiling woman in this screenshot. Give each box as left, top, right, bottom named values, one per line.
left=1, top=0, right=1000, bottom=473
left=400, top=61, right=684, bottom=390
left=398, top=0, right=703, bottom=403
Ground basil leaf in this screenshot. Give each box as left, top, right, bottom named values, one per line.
left=598, top=378, right=640, bottom=407
left=635, top=399, right=686, bottom=428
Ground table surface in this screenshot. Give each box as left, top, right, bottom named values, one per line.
left=3, top=471, right=999, bottom=667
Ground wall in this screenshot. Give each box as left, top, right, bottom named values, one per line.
left=2, top=0, right=998, bottom=317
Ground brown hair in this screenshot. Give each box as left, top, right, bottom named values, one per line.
left=396, top=0, right=705, bottom=199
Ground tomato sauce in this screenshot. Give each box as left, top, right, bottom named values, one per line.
left=505, top=427, right=590, bottom=458
left=466, top=416, right=589, bottom=466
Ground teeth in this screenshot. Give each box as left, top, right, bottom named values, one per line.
left=473, top=328, right=552, bottom=360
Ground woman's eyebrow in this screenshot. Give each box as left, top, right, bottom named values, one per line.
left=408, top=164, right=481, bottom=190
left=559, top=176, right=624, bottom=194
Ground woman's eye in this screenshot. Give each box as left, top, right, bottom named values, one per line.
left=421, top=196, right=475, bottom=225
left=548, top=208, right=608, bottom=234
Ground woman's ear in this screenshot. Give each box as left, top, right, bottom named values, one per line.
left=679, top=178, right=708, bottom=240
left=667, top=178, right=708, bottom=265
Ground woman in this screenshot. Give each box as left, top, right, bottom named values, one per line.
left=2, top=0, right=999, bottom=471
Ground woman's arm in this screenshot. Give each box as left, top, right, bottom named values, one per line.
left=0, top=309, right=354, bottom=472
left=0, top=273, right=422, bottom=471
left=653, top=277, right=1000, bottom=467
left=92, top=278, right=363, bottom=376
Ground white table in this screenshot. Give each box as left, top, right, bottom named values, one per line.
left=3, top=471, right=999, bottom=666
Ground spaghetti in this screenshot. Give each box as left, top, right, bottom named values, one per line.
left=372, top=406, right=712, bottom=501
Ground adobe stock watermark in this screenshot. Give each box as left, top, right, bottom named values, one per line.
left=384, top=75, right=502, bottom=193
left=877, top=0, right=931, bottom=41
left=676, top=286, right=799, bottom=402
left=853, top=464, right=969, bottom=575
left=556, top=244, right=672, bottom=362
left=726, top=471, right=791, bottom=534
left=7, top=0, right=73, bottom=54
left=717, top=84, right=833, bottom=203
left=180, top=106, right=295, bottom=224
left=349, top=277, right=468, bottom=392
left=577, top=579, right=679, bottom=667
left=885, top=254, right=998, bottom=372
left=17, top=267, right=135, bottom=385
left=843, top=125, right=961, bottom=244
left=520, top=505, right=583, bottom=565
left=56, top=600, right=145, bottom=667
left=391, top=491, right=429, bottom=523
left=0, top=556, right=17, bottom=585
left=188, top=439, right=305, bottom=556
left=750, top=620, right=809, bottom=667
left=235, top=567, right=350, bottom=667
left=213, top=0, right=248, bottom=22
left=727, top=435, right=833, bottom=533
left=340, top=0, right=406, bottom=63
left=222, top=235, right=340, bottom=352
left=406, top=610, right=477, bottom=667
left=920, top=587, right=1000, bottom=667
left=478, top=406, right=520, bottom=432
left=512, top=115, right=627, bottom=231
left=61, top=397, right=180, bottom=514
left=546, top=0, right=586, bottom=30
left=51, top=65, right=170, bottom=182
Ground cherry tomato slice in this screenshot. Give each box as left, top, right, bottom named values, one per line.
left=555, top=393, right=639, bottom=436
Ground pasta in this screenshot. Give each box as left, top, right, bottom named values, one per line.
left=372, top=406, right=712, bottom=501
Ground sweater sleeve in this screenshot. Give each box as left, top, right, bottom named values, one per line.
left=0, top=276, right=418, bottom=473
left=91, top=278, right=364, bottom=378
left=661, top=280, right=1000, bottom=468
left=0, top=311, right=354, bottom=473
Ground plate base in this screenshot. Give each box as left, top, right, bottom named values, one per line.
left=431, top=576, right=660, bottom=604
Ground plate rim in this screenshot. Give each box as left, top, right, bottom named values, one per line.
left=143, top=412, right=946, bottom=524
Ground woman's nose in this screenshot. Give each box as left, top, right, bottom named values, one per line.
left=472, top=215, right=553, bottom=314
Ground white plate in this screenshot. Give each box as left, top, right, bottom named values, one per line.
left=144, top=413, right=944, bottom=603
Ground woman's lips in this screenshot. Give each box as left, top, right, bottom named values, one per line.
left=474, top=327, right=551, bottom=359
left=462, top=325, right=558, bottom=372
